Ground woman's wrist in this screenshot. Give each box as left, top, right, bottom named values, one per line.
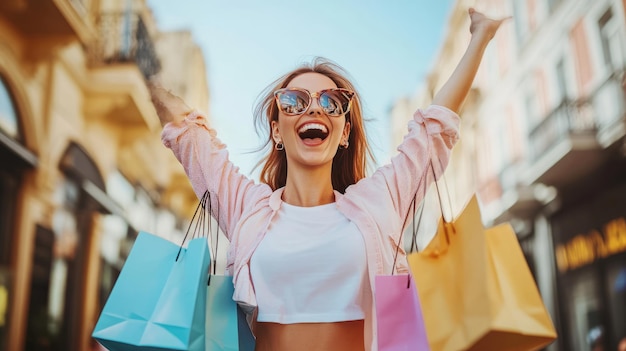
left=470, top=27, right=497, bottom=45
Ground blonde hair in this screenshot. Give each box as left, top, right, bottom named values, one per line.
left=253, top=57, right=373, bottom=193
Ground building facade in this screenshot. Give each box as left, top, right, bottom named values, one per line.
left=0, top=0, right=209, bottom=350
left=390, top=0, right=626, bottom=350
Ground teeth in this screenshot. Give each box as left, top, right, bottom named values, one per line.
left=298, top=123, right=327, bottom=134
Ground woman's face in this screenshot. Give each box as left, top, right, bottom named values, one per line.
left=271, top=72, right=351, bottom=170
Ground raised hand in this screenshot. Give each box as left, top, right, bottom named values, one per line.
left=468, top=7, right=512, bottom=41
left=147, top=79, right=193, bottom=127
left=431, top=8, right=511, bottom=112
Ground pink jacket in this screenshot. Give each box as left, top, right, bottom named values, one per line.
left=161, top=105, right=460, bottom=350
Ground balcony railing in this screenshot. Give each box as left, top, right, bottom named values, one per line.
left=528, top=99, right=596, bottom=161
left=587, top=69, right=626, bottom=146
left=90, top=12, right=161, bottom=79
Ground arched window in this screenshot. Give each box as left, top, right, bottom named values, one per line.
left=26, top=141, right=121, bottom=350
left=0, top=73, right=27, bottom=351
left=0, top=75, right=19, bottom=140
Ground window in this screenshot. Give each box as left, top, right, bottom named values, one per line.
left=100, top=172, right=133, bottom=312
left=597, top=7, right=624, bottom=73
left=26, top=177, right=82, bottom=350
left=555, top=58, right=568, bottom=103
left=598, top=9, right=614, bottom=67
left=0, top=75, right=24, bottom=351
left=0, top=170, right=18, bottom=266
left=25, top=226, right=56, bottom=350
left=0, top=76, right=19, bottom=140
left=526, top=90, right=540, bottom=125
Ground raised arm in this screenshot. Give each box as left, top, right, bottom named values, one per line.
left=148, top=79, right=269, bottom=241
left=432, top=8, right=511, bottom=113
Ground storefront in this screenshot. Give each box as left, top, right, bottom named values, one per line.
left=23, top=142, right=125, bottom=351
left=552, top=161, right=626, bottom=351
left=0, top=73, right=37, bottom=351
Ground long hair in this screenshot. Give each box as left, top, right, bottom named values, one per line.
left=253, top=57, right=374, bottom=193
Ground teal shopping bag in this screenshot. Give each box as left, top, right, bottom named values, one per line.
left=205, top=275, right=255, bottom=351
left=92, top=232, right=210, bottom=351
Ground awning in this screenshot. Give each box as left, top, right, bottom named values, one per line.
left=0, top=130, right=37, bottom=168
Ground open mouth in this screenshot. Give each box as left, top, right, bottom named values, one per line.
left=298, top=123, right=329, bottom=141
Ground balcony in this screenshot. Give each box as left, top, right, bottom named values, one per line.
left=84, top=11, right=161, bottom=131
left=523, top=99, right=603, bottom=188
left=523, top=70, right=626, bottom=188
left=0, top=0, right=96, bottom=44
left=90, top=11, right=161, bottom=80
left=590, top=70, right=626, bottom=148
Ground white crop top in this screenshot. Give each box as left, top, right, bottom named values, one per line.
left=249, top=201, right=368, bottom=324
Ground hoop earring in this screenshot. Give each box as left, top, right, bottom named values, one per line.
left=275, top=142, right=284, bottom=151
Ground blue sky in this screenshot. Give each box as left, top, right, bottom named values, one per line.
left=147, top=0, right=454, bottom=177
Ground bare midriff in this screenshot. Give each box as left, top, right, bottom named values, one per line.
left=254, top=320, right=365, bottom=351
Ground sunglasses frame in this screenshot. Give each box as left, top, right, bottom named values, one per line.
left=273, top=87, right=355, bottom=117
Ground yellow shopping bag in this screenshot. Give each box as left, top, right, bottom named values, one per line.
left=407, top=195, right=557, bottom=351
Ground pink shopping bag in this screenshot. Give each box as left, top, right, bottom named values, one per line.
left=375, top=274, right=430, bottom=351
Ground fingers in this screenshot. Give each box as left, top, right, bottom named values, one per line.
left=468, top=7, right=512, bottom=23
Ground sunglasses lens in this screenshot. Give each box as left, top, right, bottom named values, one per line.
left=320, top=90, right=352, bottom=116
left=277, top=90, right=310, bottom=115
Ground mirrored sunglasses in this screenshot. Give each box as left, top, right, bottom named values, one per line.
left=274, top=88, right=354, bottom=117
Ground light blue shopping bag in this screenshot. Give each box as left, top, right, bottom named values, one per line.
left=92, top=232, right=210, bottom=351
left=205, top=275, right=255, bottom=351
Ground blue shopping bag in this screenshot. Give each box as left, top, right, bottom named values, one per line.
left=205, top=275, right=255, bottom=351
left=201, top=191, right=255, bottom=351
left=92, top=232, right=210, bottom=351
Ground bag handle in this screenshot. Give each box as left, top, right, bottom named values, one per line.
left=176, top=191, right=221, bottom=279
left=176, top=190, right=210, bottom=261
left=391, top=181, right=424, bottom=289
left=390, top=153, right=455, bottom=278
left=416, top=131, right=457, bottom=253
left=426, top=156, right=456, bottom=254
left=199, top=191, right=220, bottom=276
left=391, top=175, right=425, bottom=276
left=200, top=191, right=221, bottom=284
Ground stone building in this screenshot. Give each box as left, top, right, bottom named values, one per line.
left=389, top=0, right=626, bottom=350
left=0, top=0, right=209, bottom=350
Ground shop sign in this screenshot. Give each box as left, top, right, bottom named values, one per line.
left=555, top=217, right=626, bottom=272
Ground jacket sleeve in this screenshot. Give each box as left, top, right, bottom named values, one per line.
left=347, top=105, right=460, bottom=235
left=161, top=110, right=270, bottom=241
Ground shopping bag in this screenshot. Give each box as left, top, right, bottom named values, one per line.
left=375, top=189, right=430, bottom=351
left=198, top=189, right=255, bottom=351
left=407, top=195, right=557, bottom=351
left=92, top=232, right=210, bottom=351
left=375, top=274, right=430, bottom=351
left=205, top=275, right=255, bottom=351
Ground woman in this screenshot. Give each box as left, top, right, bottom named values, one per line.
left=152, top=8, right=508, bottom=351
